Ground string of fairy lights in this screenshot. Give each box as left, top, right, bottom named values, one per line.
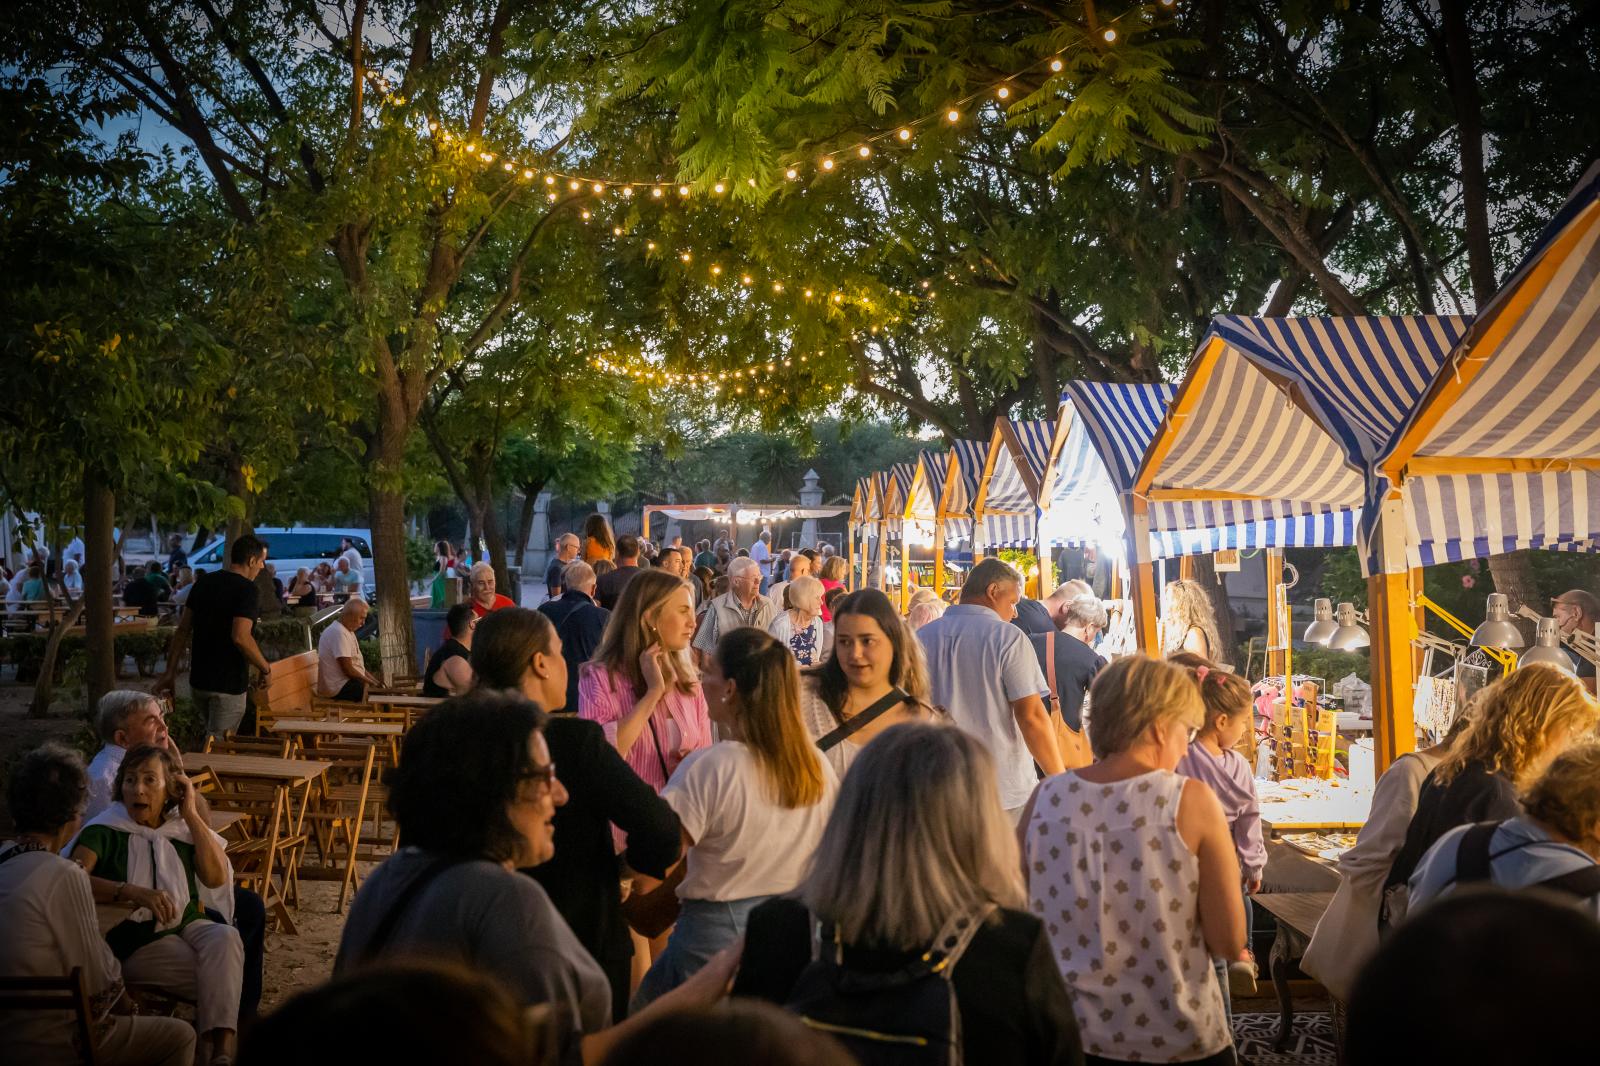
left=358, top=1, right=1184, bottom=399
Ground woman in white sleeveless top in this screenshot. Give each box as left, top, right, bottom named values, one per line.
left=1020, top=654, right=1245, bottom=1066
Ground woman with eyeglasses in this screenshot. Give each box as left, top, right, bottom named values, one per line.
left=336, top=691, right=734, bottom=1066
left=1018, top=654, right=1245, bottom=1066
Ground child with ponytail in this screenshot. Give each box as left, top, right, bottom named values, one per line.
left=1170, top=651, right=1265, bottom=1004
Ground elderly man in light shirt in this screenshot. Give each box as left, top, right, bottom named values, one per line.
left=692, top=555, right=776, bottom=667
left=318, top=598, right=383, bottom=701
left=915, top=558, right=1063, bottom=821
left=85, top=689, right=177, bottom=815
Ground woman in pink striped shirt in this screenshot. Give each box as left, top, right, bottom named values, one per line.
left=578, top=569, right=713, bottom=793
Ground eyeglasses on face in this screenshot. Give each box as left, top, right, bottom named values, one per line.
left=519, top=762, right=557, bottom=790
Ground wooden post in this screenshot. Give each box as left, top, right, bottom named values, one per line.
left=933, top=531, right=946, bottom=602
left=1265, top=549, right=1288, bottom=681
left=900, top=536, right=912, bottom=613
left=1368, top=496, right=1417, bottom=773
left=846, top=524, right=856, bottom=592
left=1179, top=555, right=1197, bottom=581
left=1128, top=505, right=1159, bottom=654
left=641, top=507, right=652, bottom=544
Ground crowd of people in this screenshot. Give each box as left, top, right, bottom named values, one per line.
left=6, top=508, right=1600, bottom=1066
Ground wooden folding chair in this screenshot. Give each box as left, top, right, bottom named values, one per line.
left=204, top=734, right=292, bottom=758
left=297, top=739, right=378, bottom=911
left=0, top=968, right=96, bottom=1064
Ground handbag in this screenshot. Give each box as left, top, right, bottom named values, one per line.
left=1044, top=632, right=1094, bottom=770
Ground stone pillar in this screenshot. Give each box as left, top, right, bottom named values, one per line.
left=799, top=469, right=823, bottom=549
left=528, top=491, right=553, bottom=571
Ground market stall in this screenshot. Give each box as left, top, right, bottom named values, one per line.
left=847, top=475, right=874, bottom=591
left=877, top=462, right=917, bottom=608
left=1131, top=314, right=1471, bottom=768
left=1368, top=160, right=1600, bottom=748
left=973, top=418, right=1060, bottom=595
left=902, top=440, right=987, bottom=601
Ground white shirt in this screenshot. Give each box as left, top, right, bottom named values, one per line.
left=317, top=620, right=363, bottom=696
left=662, top=741, right=837, bottom=901
left=85, top=744, right=126, bottom=818
left=0, top=848, right=124, bottom=1064
left=340, top=547, right=364, bottom=579
left=748, top=540, right=772, bottom=576
left=916, top=604, right=1049, bottom=810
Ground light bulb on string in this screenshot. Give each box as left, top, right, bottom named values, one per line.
left=820, top=158, right=835, bottom=171
left=1050, top=57, right=1064, bottom=72
left=465, top=143, right=476, bottom=153
left=785, top=167, right=798, bottom=180
left=996, top=85, right=1010, bottom=100
left=857, top=145, right=871, bottom=158
left=544, top=175, right=556, bottom=185
left=592, top=183, right=604, bottom=194
left=945, top=108, right=960, bottom=123
left=502, top=161, right=513, bottom=171
left=897, top=128, right=912, bottom=142
left=521, top=169, right=534, bottom=179
left=680, top=252, right=692, bottom=263
left=612, top=226, right=623, bottom=236
left=713, top=181, right=726, bottom=194
left=1101, top=28, right=1118, bottom=42
left=622, top=187, right=633, bottom=198
left=678, top=185, right=690, bottom=197
left=568, top=180, right=580, bottom=191
left=652, top=186, right=664, bottom=198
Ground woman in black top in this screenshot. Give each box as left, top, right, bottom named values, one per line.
left=733, top=722, right=1083, bottom=1066
left=1385, top=664, right=1598, bottom=914
left=422, top=603, right=477, bottom=698
left=471, top=606, right=682, bottom=1021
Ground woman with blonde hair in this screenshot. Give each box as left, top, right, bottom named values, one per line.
left=733, top=722, right=1083, bottom=1065
left=1160, top=579, right=1224, bottom=662
left=1408, top=741, right=1600, bottom=919
left=1383, top=662, right=1599, bottom=922
left=579, top=569, right=710, bottom=793
left=1021, top=654, right=1244, bottom=1065
left=767, top=574, right=827, bottom=666
left=632, top=628, right=837, bottom=1009
left=800, top=589, right=939, bottom=778
left=582, top=513, right=617, bottom=565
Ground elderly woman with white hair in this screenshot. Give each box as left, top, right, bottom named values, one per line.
left=469, top=561, right=514, bottom=618
left=767, top=575, right=827, bottom=666
left=733, top=722, right=1084, bottom=1065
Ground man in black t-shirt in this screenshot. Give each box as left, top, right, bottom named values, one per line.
left=1026, top=594, right=1108, bottom=731
left=545, top=533, right=579, bottom=599
left=155, top=533, right=273, bottom=739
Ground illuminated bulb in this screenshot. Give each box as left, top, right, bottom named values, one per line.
left=622, top=187, right=633, bottom=198
left=442, top=130, right=453, bottom=141
left=713, top=182, right=726, bottom=194
left=711, top=265, right=723, bottom=276
left=678, top=185, right=690, bottom=197
left=1102, top=28, right=1117, bottom=42
left=785, top=167, right=798, bottom=180
left=897, top=128, right=911, bottom=141
left=803, top=289, right=814, bottom=298
left=569, top=180, right=581, bottom=191
left=502, top=162, right=514, bottom=171
left=747, top=177, right=757, bottom=187
left=522, top=169, right=534, bottom=179
left=580, top=209, right=590, bottom=220
left=996, top=86, right=1010, bottom=99
left=783, top=358, right=791, bottom=367
left=427, top=121, right=437, bottom=131
left=652, top=186, right=664, bottom=198
left=772, top=282, right=783, bottom=293
left=857, top=145, right=871, bottom=158
left=646, top=241, right=657, bottom=251
left=921, top=279, right=931, bottom=288
left=821, top=158, right=835, bottom=171
left=480, top=152, right=494, bottom=162
left=740, top=275, right=752, bottom=285
left=680, top=252, right=692, bottom=262
left=1050, top=57, right=1064, bottom=72
left=465, top=143, right=476, bottom=153
left=546, top=192, right=557, bottom=202
left=592, top=183, right=604, bottom=194
left=545, top=175, right=556, bottom=185
left=832, top=293, right=844, bottom=303
left=612, top=226, right=623, bottom=236
left=946, top=109, right=960, bottom=123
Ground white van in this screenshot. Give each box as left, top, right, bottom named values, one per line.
left=187, top=527, right=375, bottom=590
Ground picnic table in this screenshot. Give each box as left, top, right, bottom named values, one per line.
left=365, top=693, right=444, bottom=708
left=182, top=751, right=331, bottom=934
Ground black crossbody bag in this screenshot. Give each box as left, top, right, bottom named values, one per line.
left=816, top=688, right=909, bottom=752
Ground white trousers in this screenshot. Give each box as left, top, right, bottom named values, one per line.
left=97, top=1015, right=196, bottom=1066
left=123, top=919, right=243, bottom=1034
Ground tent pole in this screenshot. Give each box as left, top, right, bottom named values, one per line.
left=1368, top=495, right=1417, bottom=773
left=1266, top=549, right=1287, bottom=681
left=846, top=525, right=855, bottom=592
left=642, top=507, right=652, bottom=545
left=1128, top=504, right=1159, bottom=654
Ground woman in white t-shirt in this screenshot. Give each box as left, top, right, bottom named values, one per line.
left=633, top=627, right=838, bottom=1009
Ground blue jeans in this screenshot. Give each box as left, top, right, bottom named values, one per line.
left=632, top=896, right=769, bottom=1011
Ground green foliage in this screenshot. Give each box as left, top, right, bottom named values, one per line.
left=1289, top=646, right=1371, bottom=686
left=405, top=536, right=438, bottom=583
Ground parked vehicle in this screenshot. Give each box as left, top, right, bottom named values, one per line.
left=188, top=527, right=375, bottom=591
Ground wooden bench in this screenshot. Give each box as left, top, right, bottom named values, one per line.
left=254, top=650, right=318, bottom=735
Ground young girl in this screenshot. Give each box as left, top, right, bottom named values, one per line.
left=68, top=744, right=242, bottom=1066
left=1170, top=652, right=1265, bottom=1005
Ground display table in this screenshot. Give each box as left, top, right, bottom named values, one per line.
left=1258, top=778, right=1372, bottom=835
left=1254, top=891, right=1336, bottom=1051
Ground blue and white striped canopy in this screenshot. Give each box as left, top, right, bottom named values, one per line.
left=940, top=439, right=988, bottom=545
left=849, top=476, right=872, bottom=533
left=883, top=462, right=916, bottom=541
left=978, top=419, right=1056, bottom=550
left=1381, top=161, right=1600, bottom=568
left=1143, top=316, right=1472, bottom=555
left=1047, top=382, right=1176, bottom=554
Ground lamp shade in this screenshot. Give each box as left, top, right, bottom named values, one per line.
left=1470, top=593, right=1527, bottom=649
left=1327, top=601, right=1370, bottom=651
left=1303, top=598, right=1338, bottom=645
left=1518, top=616, right=1574, bottom=673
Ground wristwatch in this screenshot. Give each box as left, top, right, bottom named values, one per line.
left=111, top=881, right=127, bottom=902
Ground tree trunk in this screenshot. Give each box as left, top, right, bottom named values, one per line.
left=1193, top=553, right=1239, bottom=666
left=81, top=467, right=117, bottom=713
left=1439, top=0, right=1498, bottom=305
left=29, top=600, right=86, bottom=719
left=367, top=482, right=415, bottom=681
left=467, top=452, right=511, bottom=594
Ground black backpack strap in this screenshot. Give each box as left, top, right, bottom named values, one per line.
left=1452, top=821, right=1501, bottom=886
left=1534, top=864, right=1600, bottom=900
left=355, top=854, right=467, bottom=966
left=817, top=689, right=909, bottom=752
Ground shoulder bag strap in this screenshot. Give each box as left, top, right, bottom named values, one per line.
left=1452, top=821, right=1502, bottom=886
left=1534, top=864, right=1600, bottom=900
left=646, top=714, right=672, bottom=782
left=930, top=902, right=997, bottom=977
left=355, top=855, right=467, bottom=966
left=1044, top=631, right=1060, bottom=713
left=816, top=688, right=909, bottom=752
